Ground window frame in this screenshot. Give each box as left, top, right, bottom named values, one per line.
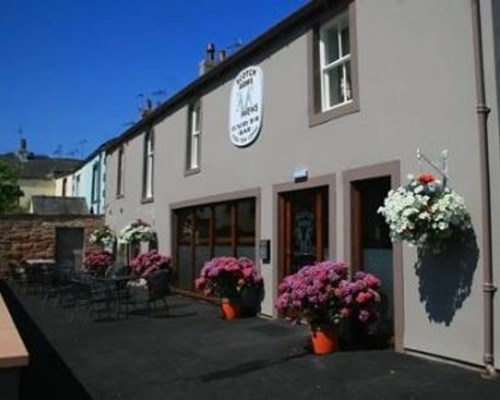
left=173, top=197, right=257, bottom=292
left=116, top=146, right=125, bottom=198
left=308, top=1, right=359, bottom=127
left=142, top=128, right=155, bottom=201
left=185, top=100, right=202, bottom=176
left=91, top=162, right=100, bottom=204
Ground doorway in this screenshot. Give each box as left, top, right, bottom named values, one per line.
left=278, top=186, right=329, bottom=279
left=351, top=176, right=394, bottom=346
left=55, top=227, right=84, bottom=270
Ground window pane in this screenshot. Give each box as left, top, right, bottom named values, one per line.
left=193, top=106, right=201, bottom=133
left=236, top=199, right=255, bottom=261
left=340, top=26, right=350, bottom=57
left=194, top=206, right=211, bottom=278
left=237, top=200, right=255, bottom=241
left=178, top=245, right=192, bottom=290
left=214, top=204, right=231, bottom=244
left=344, top=61, right=352, bottom=101
left=324, top=26, right=339, bottom=64
left=326, top=66, right=343, bottom=107
left=178, top=211, right=193, bottom=245
left=236, top=246, right=255, bottom=261
left=190, top=135, right=199, bottom=169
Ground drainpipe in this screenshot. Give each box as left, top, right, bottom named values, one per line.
left=471, top=0, right=498, bottom=379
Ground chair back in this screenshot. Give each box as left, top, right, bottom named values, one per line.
left=105, top=264, right=129, bottom=278
left=146, top=269, right=171, bottom=301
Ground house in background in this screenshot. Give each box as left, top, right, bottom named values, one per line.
left=0, top=139, right=81, bottom=209
left=54, top=138, right=116, bottom=215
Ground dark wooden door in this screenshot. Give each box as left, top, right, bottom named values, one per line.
left=55, top=227, right=84, bottom=270
left=279, top=187, right=328, bottom=279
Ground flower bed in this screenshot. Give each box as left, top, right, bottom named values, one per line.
left=378, top=173, right=471, bottom=252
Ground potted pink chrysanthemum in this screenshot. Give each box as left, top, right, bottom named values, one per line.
left=195, top=256, right=263, bottom=320
left=276, top=260, right=381, bottom=355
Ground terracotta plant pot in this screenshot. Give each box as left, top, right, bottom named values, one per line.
left=221, top=298, right=241, bottom=320
left=310, top=326, right=338, bottom=355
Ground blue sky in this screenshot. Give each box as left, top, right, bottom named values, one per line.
left=0, top=0, right=306, bottom=158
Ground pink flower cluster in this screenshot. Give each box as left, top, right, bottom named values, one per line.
left=83, top=250, right=114, bottom=276
left=195, top=257, right=263, bottom=299
left=276, top=261, right=381, bottom=327
left=130, top=250, right=171, bottom=277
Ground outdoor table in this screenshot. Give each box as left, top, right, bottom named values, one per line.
left=90, top=275, right=139, bottom=319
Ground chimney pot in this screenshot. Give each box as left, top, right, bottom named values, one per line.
left=218, top=50, right=227, bottom=63
left=206, top=43, right=215, bottom=62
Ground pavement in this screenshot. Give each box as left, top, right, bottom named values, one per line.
left=1, top=280, right=500, bottom=400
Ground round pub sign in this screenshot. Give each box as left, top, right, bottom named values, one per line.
left=229, top=66, right=263, bottom=147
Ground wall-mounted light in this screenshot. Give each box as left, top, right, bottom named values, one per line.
left=293, top=167, right=308, bottom=183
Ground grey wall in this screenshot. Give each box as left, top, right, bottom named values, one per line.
left=105, top=0, right=500, bottom=367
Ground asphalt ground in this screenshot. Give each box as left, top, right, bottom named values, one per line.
left=1, top=281, right=499, bottom=400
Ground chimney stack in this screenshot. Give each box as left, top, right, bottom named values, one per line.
left=17, top=138, right=28, bottom=162
left=199, top=42, right=217, bottom=76
left=218, top=50, right=227, bottom=63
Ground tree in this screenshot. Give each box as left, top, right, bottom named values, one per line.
left=0, top=160, right=24, bottom=214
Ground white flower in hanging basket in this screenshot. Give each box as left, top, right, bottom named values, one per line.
left=89, top=225, right=116, bottom=247
left=118, top=219, right=156, bottom=244
left=378, top=173, right=471, bottom=252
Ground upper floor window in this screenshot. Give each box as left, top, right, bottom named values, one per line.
left=62, top=178, right=67, bottom=197
left=186, top=101, right=201, bottom=174
left=117, top=146, right=125, bottom=197
left=91, top=162, right=100, bottom=203
left=143, top=129, right=154, bottom=199
left=320, top=12, right=351, bottom=111
left=75, top=174, right=81, bottom=196
left=308, top=2, right=359, bottom=126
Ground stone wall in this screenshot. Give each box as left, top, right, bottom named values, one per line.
left=0, top=214, right=104, bottom=274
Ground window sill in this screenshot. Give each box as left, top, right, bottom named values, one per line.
left=116, top=194, right=125, bottom=200
left=308, top=98, right=360, bottom=127
left=184, top=167, right=201, bottom=177
left=141, top=197, right=154, bottom=204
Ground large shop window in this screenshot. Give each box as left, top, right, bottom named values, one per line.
left=175, top=198, right=256, bottom=292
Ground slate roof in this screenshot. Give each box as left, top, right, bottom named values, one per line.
left=0, top=153, right=81, bottom=180
left=30, top=195, right=89, bottom=215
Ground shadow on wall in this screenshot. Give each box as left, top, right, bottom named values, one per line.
left=415, top=228, right=479, bottom=326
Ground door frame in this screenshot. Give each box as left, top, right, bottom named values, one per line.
left=342, top=160, right=404, bottom=352
left=273, top=174, right=336, bottom=310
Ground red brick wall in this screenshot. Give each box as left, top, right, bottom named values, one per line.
left=0, top=214, right=104, bottom=274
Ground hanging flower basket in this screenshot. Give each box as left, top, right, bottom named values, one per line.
left=89, top=225, right=115, bottom=248
left=378, top=173, right=471, bottom=252
left=118, top=219, right=156, bottom=244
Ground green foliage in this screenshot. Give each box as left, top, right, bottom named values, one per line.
left=0, top=160, right=24, bottom=214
